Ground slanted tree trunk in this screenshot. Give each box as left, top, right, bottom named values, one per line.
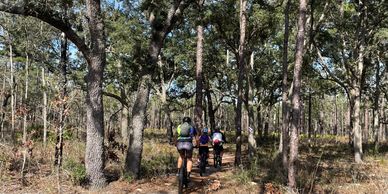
left=125, top=74, right=151, bottom=178
left=288, top=0, right=307, bottom=189
left=125, top=1, right=191, bottom=178
left=235, top=0, right=247, bottom=167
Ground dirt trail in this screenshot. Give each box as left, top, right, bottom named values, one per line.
left=109, top=148, right=253, bottom=194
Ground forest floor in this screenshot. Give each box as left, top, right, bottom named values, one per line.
left=1, top=129, right=388, bottom=193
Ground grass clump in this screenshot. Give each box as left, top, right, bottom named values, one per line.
left=63, top=159, right=86, bottom=185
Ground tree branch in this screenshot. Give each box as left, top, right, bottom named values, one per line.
left=0, top=1, right=90, bottom=59
left=103, top=91, right=129, bottom=107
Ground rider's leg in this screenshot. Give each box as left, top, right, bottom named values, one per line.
left=187, top=157, right=193, bottom=172
left=177, top=152, right=184, bottom=169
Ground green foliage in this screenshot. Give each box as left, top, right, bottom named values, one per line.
left=64, top=159, right=87, bottom=186
left=140, top=154, right=177, bottom=178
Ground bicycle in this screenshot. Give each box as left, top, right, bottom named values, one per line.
left=178, top=149, right=189, bottom=194
left=199, top=148, right=208, bottom=176
left=213, top=145, right=222, bottom=169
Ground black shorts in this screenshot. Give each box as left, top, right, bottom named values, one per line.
left=199, top=146, right=209, bottom=156
left=213, top=144, right=223, bottom=155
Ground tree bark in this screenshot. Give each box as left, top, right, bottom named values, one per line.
left=125, top=1, right=191, bottom=178
left=23, top=54, right=29, bottom=143
left=84, top=0, right=107, bottom=188
left=121, top=106, right=129, bottom=145
left=352, top=0, right=366, bottom=163
left=54, top=33, right=68, bottom=169
left=205, top=88, right=216, bottom=131
left=280, top=0, right=291, bottom=169
left=0, top=0, right=108, bottom=188
left=10, top=43, right=15, bottom=142
left=318, top=94, right=325, bottom=135
left=308, top=91, right=312, bottom=138
left=235, top=0, right=247, bottom=167
left=125, top=75, right=151, bottom=178
left=363, top=107, right=369, bottom=143
left=373, top=54, right=382, bottom=146
left=288, top=0, right=307, bottom=189
left=194, top=0, right=204, bottom=133
left=42, top=67, right=47, bottom=146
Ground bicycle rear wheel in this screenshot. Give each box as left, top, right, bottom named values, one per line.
left=178, top=151, right=187, bottom=194
left=178, top=166, right=184, bottom=194
left=200, top=153, right=206, bottom=176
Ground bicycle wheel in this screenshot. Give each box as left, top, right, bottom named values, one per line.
left=183, top=157, right=188, bottom=187
left=178, top=166, right=184, bottom=194
left=178, top=151, right=187, bottom=194
left=200, top=153, right=206, bottom=176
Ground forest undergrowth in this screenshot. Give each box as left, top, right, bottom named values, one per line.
left=0, top=128, right=387, bottom=193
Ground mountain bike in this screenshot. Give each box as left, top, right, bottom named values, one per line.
left=199, top=148, right=208, bottom=176
left=213, top=144, right=222, bottom=169
left=178, top=149, right=189, bottom=194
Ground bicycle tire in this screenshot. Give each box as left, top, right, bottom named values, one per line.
left=200, top=153, right=206, bottom=176
left=178, top=150, right=187, bottom=194
left=183, top=157, right=188, bottom=187
left=178, top=166, right=184, bottom=194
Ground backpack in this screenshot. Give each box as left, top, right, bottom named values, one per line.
left=179, top=122, right=191, bottom=137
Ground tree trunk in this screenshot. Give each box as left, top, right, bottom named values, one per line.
left=257, top=104, right=261, bottom=138
left=351, top=86, right=363, bottom=163
left=288, top=0, right=307, bottom=189
left=318, top=94, right=325, bottom=135
left=373, top=54, right=382, bottom=146
left=352, top=0, right=366, bottom=163
left=363, top=107, right=369, bottom=143
left=347, top=100, right=353, bottom=145
left=125, top=1, right=190, bottom=178
left=10, top=43, right=15, bottom=142
left=194, top=0, right=204, bottom=133
left=334, top=94, right=338, bottom=135
left=23, top=54, right=29, bottom=143
left=54, top=33, right=68, bottom=169
left=308, top=91, right=312, bottom=138
left=281, top=0, right=291, bottom=169
left=121, top=106, right=129, bottom=145
left=125, top=74, right=151, bottom=178
left=84, top=0, right=107, bottom=188
left=205, top=88, right=216, bottom=132
left=42, top=67, right=47, bottom=146
left=235, top=0, right=247, bottom=167
left=0, top=64, right=6, bottom=139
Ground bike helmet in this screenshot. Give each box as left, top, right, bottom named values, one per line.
left=182, top=116, right=191, bottom=123
left=202, top=127, right=209, bottom=134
